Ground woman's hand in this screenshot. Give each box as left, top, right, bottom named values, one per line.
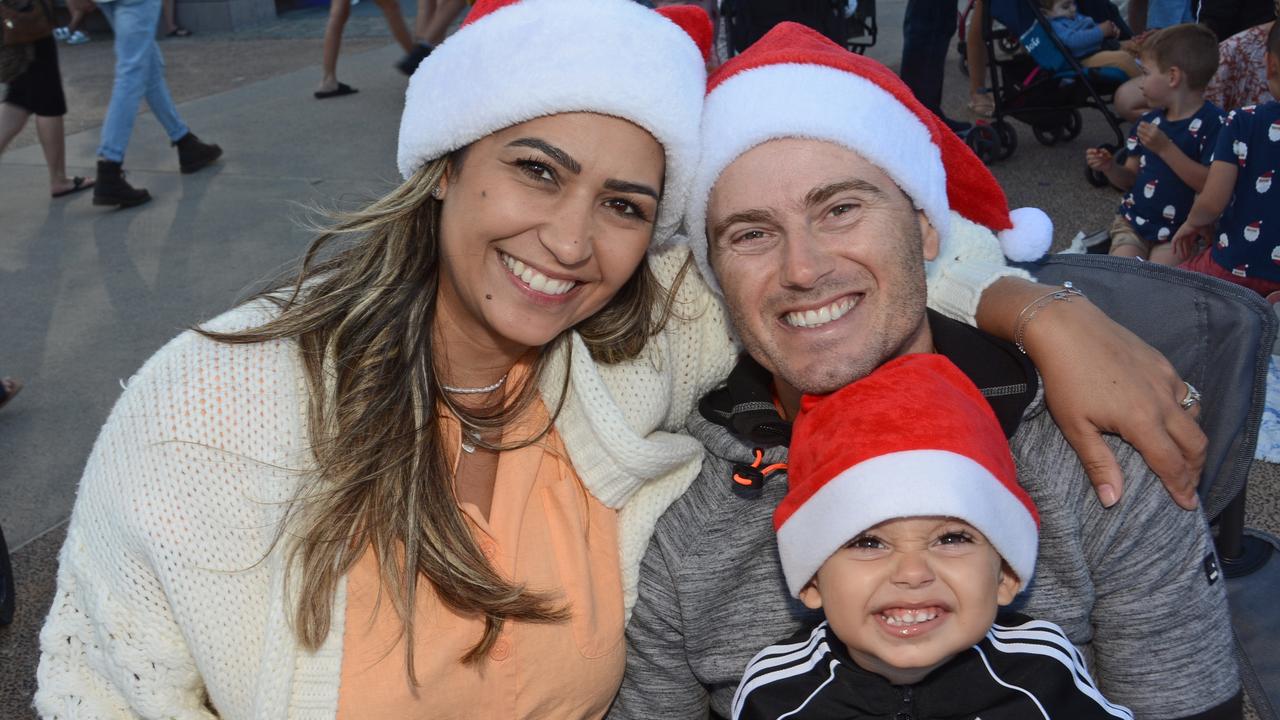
left=977, top=277, right=1205, bottom=510
left=1022, top=296, right=1205, bottom=510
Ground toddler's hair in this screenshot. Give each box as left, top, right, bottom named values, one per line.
left=1037, top=0, right=1054, bottom=11
left=1142, top=23, right=1221, bottom=90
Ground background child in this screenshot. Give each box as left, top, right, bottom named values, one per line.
left=1173, top=21, right=1280, bottom=297
left=1043, top=0, right=1142, bottom=77
left=732, top=354, right=1131, bottom=720
left=1085, top=24, right=1225, bottom=264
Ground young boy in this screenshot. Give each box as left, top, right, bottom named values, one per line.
left=1043, top=0, right=1141, bottom=77
left=1173, top=21, right=1280, bottom=297
left=1085, top=24, right=1225, bottom=265
left=731, top=354, right=1131, bottom=720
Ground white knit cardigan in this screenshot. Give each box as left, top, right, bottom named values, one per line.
left=35, top=225, right=1026, bottom=719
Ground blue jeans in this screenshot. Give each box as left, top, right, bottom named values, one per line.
left=899, top=0, right=957, bottom=117
left=96, top=0, right=188, bottom=163
left=1146, top=0, right=1193, bottom=28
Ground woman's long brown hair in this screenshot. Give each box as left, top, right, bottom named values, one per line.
left=202, top=154, right=692, bottom=678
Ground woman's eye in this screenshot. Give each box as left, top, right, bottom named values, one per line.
left=605, top=198, right=650, bottom=222
left=516, top=159, right=555, bottom=183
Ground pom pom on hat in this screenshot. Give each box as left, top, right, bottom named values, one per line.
left=1000, top=207, right=1054, bottom=262
left=685, top=22, right=1052, bottom=292
left=775, top=354, right=1040, bottom=598
left=396, top=0, right=712, bottom=245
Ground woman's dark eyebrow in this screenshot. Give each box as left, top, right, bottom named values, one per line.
left=604, top=179, right=659, bottom=200
left=507, top=138, right=581, bottom=174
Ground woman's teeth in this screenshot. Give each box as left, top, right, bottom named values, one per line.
left=502, top=254, right=575, bottom=296
left=881, top=608, right=940, bottom=626
left=784, top=297, right=857, bottom=328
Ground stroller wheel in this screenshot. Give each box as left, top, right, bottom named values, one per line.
left=966, top=124, right=1000, bottom=165
left=993, top=120, right=1017, bottom=161
left=1085, top=143, right=1118, bottom=187
left=1062, top=109, right=1083, bottom=142
left=1033, top=124, right=1059, bottom=147
left=997, top=35, right=1021, bottom=55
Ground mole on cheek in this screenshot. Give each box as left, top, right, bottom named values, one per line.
left=481, top=191, right=487, bottom=198
left=486, top=294, right=493, bottom=300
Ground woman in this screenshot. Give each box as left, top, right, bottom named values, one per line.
left=0, top=35, right=94, bottom=198
left=314, top=0, right=416, bottom=98
left=35, top=0, right=1202, bottom=716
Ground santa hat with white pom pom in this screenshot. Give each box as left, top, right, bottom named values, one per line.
left=684, top=22, right=1052, bottom=294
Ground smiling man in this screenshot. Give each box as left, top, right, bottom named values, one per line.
left=608, top=23, right=1240, bottom=720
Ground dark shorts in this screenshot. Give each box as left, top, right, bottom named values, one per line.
left=3, top=35, right=67, bottom=117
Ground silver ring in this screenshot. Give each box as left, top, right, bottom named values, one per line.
left=1179, top=381, right=1202, bottom=410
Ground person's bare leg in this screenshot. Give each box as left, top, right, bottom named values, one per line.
left=1148, top=243, right=1181, bottom=266
left=966, top=0, right=992, bottom=115
left=161, top=0, right=177, bottom=34
left=67, top=7, right=85, bottom=32
left=319, top=0, right=353, bottom=94
left=420, top=0, right=463, bottom=45
left=1113, top=77, right=1151, bottom=122
left=1110, top=243, right=1147, bottom=259
left=372, top=0, right=415, bottom=54
left=413, top=0, right=436, bottom=42
left=36, top=115, right=91, bottom=194
left=0, top=103, right=32, bottom=156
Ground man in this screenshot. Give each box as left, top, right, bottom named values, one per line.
left=67, top=0, right=222, bottom=208
left=610, top=23, right=1240, bottom=720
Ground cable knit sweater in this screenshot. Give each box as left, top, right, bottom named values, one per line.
left=36, top=224, right=1027, bottom=719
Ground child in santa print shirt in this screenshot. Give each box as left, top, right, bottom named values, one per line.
left=1086, top=24, right=1225, bottom=265
left=1174, top=21, right=1280, bottom=296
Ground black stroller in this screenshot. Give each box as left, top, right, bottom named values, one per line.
left=720, top=0, right=877, bottom=56
left=961, top=0, right=1132, bottom=177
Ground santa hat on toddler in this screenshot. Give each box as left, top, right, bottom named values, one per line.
left=775, top=353, right=1040, bottom=597
left=396, top=0, right=713, bottom=244
left=686, top=22, right=1053, bottom=294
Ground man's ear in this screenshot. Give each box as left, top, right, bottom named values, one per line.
left=917, top=210, right=941, bottom=262
left=798, top=579, right=825, bottom=611
left=995, top=562, right=1023, bottom=606
left=1267, top=51, right=1279, bottom=83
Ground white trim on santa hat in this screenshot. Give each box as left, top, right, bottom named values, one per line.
left=687, top=63, right=951, bottom=292
left=396, top=0, right=706, bottom=243
left=775, top=448, right=1039, bottom=598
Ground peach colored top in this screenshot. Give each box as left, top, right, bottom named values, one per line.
left=336, top=394, right=625, bottom=720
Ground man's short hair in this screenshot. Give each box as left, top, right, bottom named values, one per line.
left=1268, top=15, right=1280, bottom=57
left=1142, top=24, right=1221, bottom=90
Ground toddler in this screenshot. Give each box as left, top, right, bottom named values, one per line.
left=731, top=354, right=1131, bottom=720
left=1173, top=21, right=1280, bottom=297
left=1086, top=23, right=1225, bottom=264
left=1043, top=0, right=1141, bottom=77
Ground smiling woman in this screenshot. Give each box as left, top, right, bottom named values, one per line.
left=33, top=1, right=719, bottom=717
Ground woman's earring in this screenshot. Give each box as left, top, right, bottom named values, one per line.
left=431, top=185, right=443, bottom=200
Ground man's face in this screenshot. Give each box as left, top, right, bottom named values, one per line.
left=707, top=139, right=939, bottom=396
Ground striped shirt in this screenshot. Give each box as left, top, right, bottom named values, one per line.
left=732, top=614, right=1133, bottom=720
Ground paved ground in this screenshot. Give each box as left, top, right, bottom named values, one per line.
left=1, top=1, right=1277, bottom=717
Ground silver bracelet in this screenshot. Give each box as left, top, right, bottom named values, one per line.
left=1014, top=282, right=1086, bottom=355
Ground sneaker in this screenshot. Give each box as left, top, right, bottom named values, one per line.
left=396, top=43, right=433, bottom=76
left=174, top=132, right=223, bottom=174
left=53, top=26, right=69, bottom=41
left=93, top=160, right=152, bottom=208
left=66, top=30, right=90, bottom=44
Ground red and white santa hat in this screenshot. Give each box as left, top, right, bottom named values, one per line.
left=775, top=353, right=1039, bottom=597
left=686, top=23, right=1052, bottom=293
left=396, top=0, right=713, bottom=244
